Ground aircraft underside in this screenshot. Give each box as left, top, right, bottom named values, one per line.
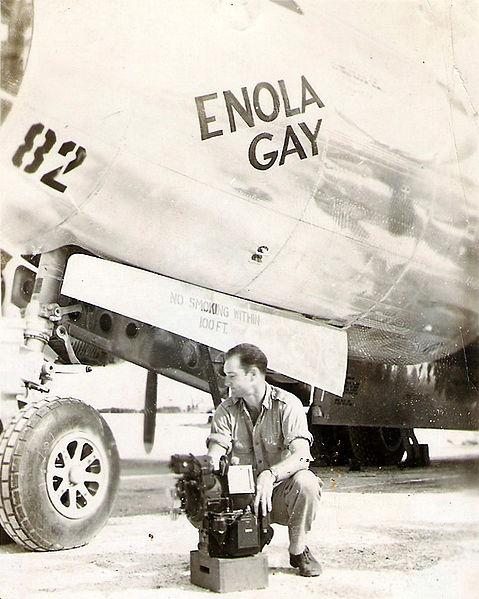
left=1, top=245, right=477, bottom=552
left=1, top=0, right=478, bottom=557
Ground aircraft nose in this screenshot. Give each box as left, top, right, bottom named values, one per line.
left=0, top=0, right=34, bottom=126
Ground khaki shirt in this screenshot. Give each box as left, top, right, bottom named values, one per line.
left=207, top=383, right=313, bottom=475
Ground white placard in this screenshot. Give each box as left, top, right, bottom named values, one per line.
left=62, top=255, right=347, bottom=395
left=227, top=465, right=255, bottom=495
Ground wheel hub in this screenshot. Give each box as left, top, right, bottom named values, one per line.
left=68, top=465, right=84, bottom=485
left=46, top=431, right=109, bottom=519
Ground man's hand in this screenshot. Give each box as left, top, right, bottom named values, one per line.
left=254, top=469, right=275, bottom=517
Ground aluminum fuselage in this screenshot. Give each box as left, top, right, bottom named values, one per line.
left=1, top=0, right=478, bottom=365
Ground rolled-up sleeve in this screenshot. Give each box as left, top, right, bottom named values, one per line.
left=281, top=395, right=313, bottom=449
left=206, top=403, right=233, bottom=452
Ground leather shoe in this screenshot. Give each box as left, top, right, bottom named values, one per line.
left=289, top=546, right=322, bottom=577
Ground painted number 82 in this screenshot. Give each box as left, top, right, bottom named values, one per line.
left=12, top=123, right=87, bottom=193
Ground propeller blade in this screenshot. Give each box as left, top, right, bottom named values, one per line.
left=143, top=369, right=158, bottom=453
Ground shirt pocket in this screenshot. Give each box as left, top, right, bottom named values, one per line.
left=262, top=436, right=284, bottom=462
left=262, top=412, right=282, bottom=455
left=232, top=420, right=253, bottom=454
left=232, top=438, right=253, bottom=454
left=262, top=436, right=280, bottom=452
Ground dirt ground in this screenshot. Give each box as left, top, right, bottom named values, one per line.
left=0, top=412, right=478, bottom=599
left=0, top=484, right=478, bottom=599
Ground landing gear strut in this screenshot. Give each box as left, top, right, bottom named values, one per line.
left=0, top=249, right=120, bottom=551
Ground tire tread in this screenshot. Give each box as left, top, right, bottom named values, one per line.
left=0, top=396, right=110, bottom=551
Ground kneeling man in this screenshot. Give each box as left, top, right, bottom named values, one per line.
left=207, top=343, right=323, bottom=576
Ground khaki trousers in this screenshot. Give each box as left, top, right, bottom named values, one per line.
left=270, top=469, right=323, bottom=549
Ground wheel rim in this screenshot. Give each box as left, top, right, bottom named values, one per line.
left=46, top=431, right=109, bottom=520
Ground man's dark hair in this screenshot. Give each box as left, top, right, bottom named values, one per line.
left=224, top=343, right=268, bottom=375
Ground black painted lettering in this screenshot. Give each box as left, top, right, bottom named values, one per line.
left=300, top=76, right=324, bottom=112
left=223, top=88, right=255, bottom=132
left=279, top=125, right=307, bottom=166
left=170, top=292, right=184, bottom=305
left=195, top=93, right=223, bottom=140
left=41, top=142, right=87, bottom=193
left=278, top=80, right=300, bottom=117
left=249, top=132, right=278, bottom=170
left=216, top=321, right=228, bottom=334
left=253, top=82, right=280, bottom=122
left=12, top=123, right=44, bottom=169
left=299, top=119, right=322, bottom=155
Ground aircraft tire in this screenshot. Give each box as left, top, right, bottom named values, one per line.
left=0, top=397, right=119, bottom=551
left=0, top=522, right=13, bottom=545
left=348, top=426, right=407, bottom=466
left=0, top=419, right=13, bottom=544
left=309, top=423, right=353, bottom=466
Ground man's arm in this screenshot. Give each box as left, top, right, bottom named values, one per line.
left=269, top=437, right=311, bottom=482
left=206, top=401, right=233, bottom=469
left=254, top=437, right=311, bottom=516
left=207, top=440, right=228, bottom=470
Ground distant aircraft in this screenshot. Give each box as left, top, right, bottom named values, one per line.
left=0, top=0, right=477, bottom=551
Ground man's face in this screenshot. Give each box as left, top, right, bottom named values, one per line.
left=223, top=355, right=254, bottom=398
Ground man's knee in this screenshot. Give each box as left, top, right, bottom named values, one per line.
left=290, top=470, right=322, bottom=500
